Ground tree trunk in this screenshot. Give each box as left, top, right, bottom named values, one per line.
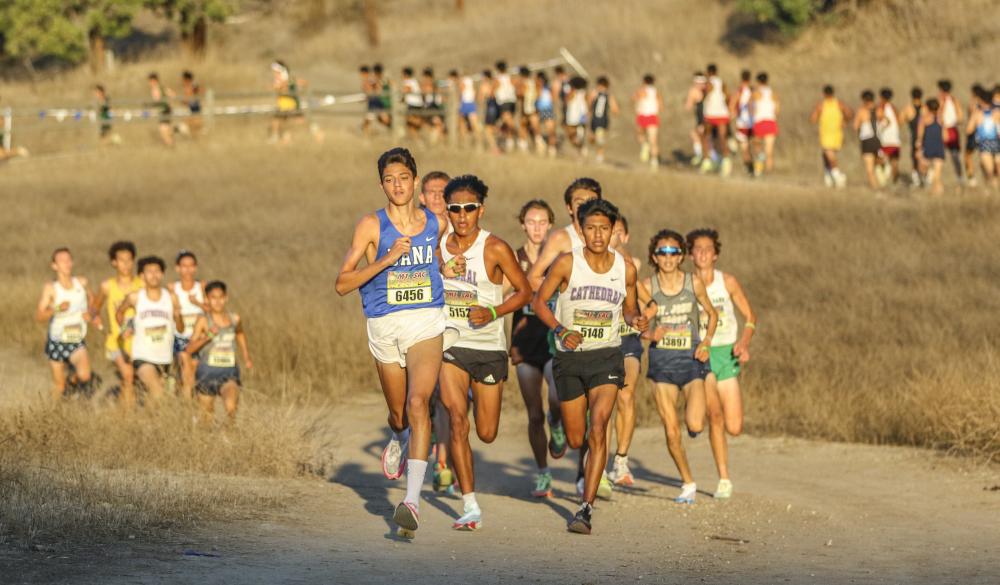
left=364, top=0, right=379, bottom=47
left=456, top=0, right=464, bottom=13
left=89, top=31, right=105, bottom=74
left=189, top=16, right=207, bottom=58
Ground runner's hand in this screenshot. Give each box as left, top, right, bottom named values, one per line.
left=93, top=315, right=104, bottom=331
left=443, top=254, right=466, bottom=278
left=734, top=341, right=750, bottom=364
left=695, top=343, right=710, bottom=362
left=58, top=301, right=70, bottom=312
left=244, top=359, right=254, bottom=371
left=560, top=330, right=583, bottom=351
left=467, top=305, right=493, bottom=327
left=387, top=236, right=412, bottom=263
left=188, top=293, right=199, bottom=305
left=631, top=315, right=650, bottom=333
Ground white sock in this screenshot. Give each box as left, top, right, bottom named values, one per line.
left=693, top=142, right=703, bottom=158
left=392, top=427, right=410, bottom=443
left=462, top=492, right=479, bottom=511
left=404, top=459, right=427, bottom=507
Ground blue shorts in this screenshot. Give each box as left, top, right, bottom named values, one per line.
left=45, top=337, right=85, bottom=363
left=196, top=365, right=241, bottom=396
left=460, top=101, right=477, bottom=116
left=646, top=347, right=702, bottom=388
left=174, top=336, right=191, bottom=355
left=620, top=334, right=643, bottom=360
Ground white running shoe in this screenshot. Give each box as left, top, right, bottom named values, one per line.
left=675, top=482, right=697, bottom=504
left=639, top=143, right=650, bottom=163
left=597, top=472, right=614, bottom=500
left=607, top=455, right=634, bottom=486
left=381, top=437, right=407, bottom=480
left=714, top=479, right=733, bottom=500
left=823, top=172, right=834, bottom=188
left=452, top=506, right=482, bottom=531
left=393, top=501, right=419, bottom=538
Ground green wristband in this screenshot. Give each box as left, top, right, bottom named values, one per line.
left=488, top=305, right=498, bottom=321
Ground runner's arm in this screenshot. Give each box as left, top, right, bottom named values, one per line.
left=622, top=261, right=648, bottom=333
left=184, top=316, right=210, bottom=356
left=335, top=215, right=399, bottom=295
left=610, top=95, right=620, bottom=116
left=169, top=290, right=185, bottom=331
left=35, top=282, right=57, bottom=323
left=965, top=111, right=978, bottom=136
left=91, top=281, right=110, bottom=329
left=692, top=274, right=718, bottom=363
left=80, top=277, right=96, bottom=323
left=725, top=273, right=756, bottom=363
left=527, top=229, right=570, bottom=290
left=234, top=314, right=253, bottom=370
left=531, top=253, right=582, bottom=350
left=116, top=292, right=137, bottom=326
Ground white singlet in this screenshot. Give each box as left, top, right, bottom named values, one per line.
left=698, top=270, right=738, bottom=346
left=704, top=76, right=729, bottom=118
left=496, top=74, right=516, bottom=105
left=754, top=86, right=776, bottom=122
left=555, top=248, right=626, bottom=352
left=441, top=230, right=506, bottom=352
left=131, top=288, right=175, bottom=365
left=49, top=278, right=88, bottom=343
left=403, top=78, right=423, bottom=107
left=460, top=77, right=476, bottom=104
left=565, top=224, right=584, bottom=250
left=736, top=84, right=753, bottom=129
left=636, top=86, right=659, bottom=116
left=878, top=102, right=902, bottom=147
left=172, top=281, right=204, bottom=339
left=942, top=96, right=958, bottom=129
left=566, top=91, right=587, bottom=126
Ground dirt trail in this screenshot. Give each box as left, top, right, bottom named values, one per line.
left=5, top=394, right=999, bottom=584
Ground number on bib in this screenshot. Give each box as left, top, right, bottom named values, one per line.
left=146, top=325, right=168, bottom=344
left=61, top=324, right=84, bottom=344
left=207, top=341, right=237, bottom=368
left=387, top=270, right=432, bottom=305
left=573, top=309, right=613, bottom=347
left=445, top=290, right=477, bottom=322
left=658, top=323, right=692, bottom=350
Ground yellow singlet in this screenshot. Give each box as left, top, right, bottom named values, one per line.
left=104, top=276, right=143, bottom=358
left=819, top=98, right=844, bottom=151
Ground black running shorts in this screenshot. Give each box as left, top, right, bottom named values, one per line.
left=552, top=346, right=625, bottom=402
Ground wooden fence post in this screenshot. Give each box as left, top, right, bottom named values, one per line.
left=446, top=83, right=459, bottom=148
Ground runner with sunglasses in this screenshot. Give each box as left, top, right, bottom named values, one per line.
left=439, top=175, right=532, bottom=531
left=642, top=231, right=717, bottom=505
left=532, top=199, right=648, bottom=535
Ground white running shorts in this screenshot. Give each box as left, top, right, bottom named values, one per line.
left=366, top=307, right=458, bottom=367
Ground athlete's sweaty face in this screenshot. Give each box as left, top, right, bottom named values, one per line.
left=176, top=256, right=198, bottom=281
left=419, top=177, right=448, bottom=216
left=689, top=236, right=718, bottom=270
left=521, top=207, right=551, bottom=246
left=582, top=213, right=613, bottom=254
left=446, top=190, right=483, bottom=237
left=51, top=251, right=73, bottom=276
left=141, top=264, right=164, bottom=288
left=112, top=251, right=134, bottom=277
left=567, top=189, right=599, bottom=226
left=653, top=237, right=684, bottom=274
left=206, top=287, right=227, bottom=313
left=381, top=163, right=417, bottom=207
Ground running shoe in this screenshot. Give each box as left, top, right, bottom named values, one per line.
left=607, top=455, right=634, bottom=487
left=675, top=482, right=697, bottom=504
left=720, top=156, right=733, bottom=177
left=688, top=429, right=700, bottom=439
left=548, top=424, right=568, bottom=459
left=433, top=463, right=454, bottom=493
left=381, top=437, right=408, bottom=480
left=639, top=143, right=650, bottom=163
left=452, top=506, right=482, bottom=531
left=714, top=479, right=733, bottom=500
left=567, top=503, right=593, bottom=535
left=690, top=155, right=703, bottom=167
left=393, top=501, right=419, bottom=538
left=531, top=472, right=553, bottom=498
left=698, top=157, right=715, bottom=174
left=597, top=472, right=614, bottom=500
left=823, top=172, right=834, bottom=188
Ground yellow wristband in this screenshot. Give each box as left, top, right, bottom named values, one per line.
left=746, top=322, right=757, bottom=330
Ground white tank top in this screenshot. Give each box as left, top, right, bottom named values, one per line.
left=522, top=78, right=538, bottom=115
left=460, top=77, right=476, bottom=104
left=704, top=76, right=729, bottom=118
left=131, top=288, right=175, bottom=365
left=859, top=108, right=877, bottom=140
left=565, top=224, right=584, bottom=249
left=403, top=78, right=423, bottom=107
left=942, top=96, right=958, bottom=128
left=172, top=281, right=204, bottom=339
left=754, top=86, right=776, bottom=122
left=567, top=92, right=587, bottom=125
left=555, top=248, right=626, bottom=352
left=441, top=230, right=506, bottom=352
left=736, top=84, right=753, bottom=129
left=878, top=102, right=902, bottom=147
left=698, top=270, right=738, bottom=346
left=496, top=74, right=516, bottom=104
left=49, top=278, right=88, bottom=343
left=636, top=86, right=659, bottom=116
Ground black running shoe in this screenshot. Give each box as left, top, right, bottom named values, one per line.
left=567, top=504, right=592, bottom=535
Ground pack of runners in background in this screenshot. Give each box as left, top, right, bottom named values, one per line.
left=335, top=147, right=758, bottom=537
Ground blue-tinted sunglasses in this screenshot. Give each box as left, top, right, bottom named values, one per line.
left=654, top=246, right=683, bottom=256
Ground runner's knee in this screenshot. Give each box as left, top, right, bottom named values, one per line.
left=476, top=424, right=498, bottom=444
left=726, top=418, right=743, bottom=437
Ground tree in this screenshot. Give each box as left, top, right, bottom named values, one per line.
left=0, top=0, right=85, bottom=74
left=736, top=0, right=826, bottom=35
left=145, top=0, right=234, bottom=57
left=77, top=0, right=142, bottom=72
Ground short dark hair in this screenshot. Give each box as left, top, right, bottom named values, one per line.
left=911, top=86, right=923, bottom=99
left=880, top=87, right=893, bottom=100
left=648, top=229, right=686, bottom=267
left=448, top=69, right=458, bottom=77
left=496, top=61, right=507, bottom=72
left=643, top=74, right=654, bottom=85
left=182, top=70, right=194, bottom=80
left=706, top=63, right=718, bottom=75
left=741, top=69, right=751, bottom=82
left=554, top=65, right=565, bottom=74
left=205, top=280, right=227, bottom=295
left=175, top=249, right=198, bottom=265
left=94, top=84, right=106, bottom=94
left=137, top=256, right=165, bottom=273
left=402, top=67, right=414, bottom=77
left=51, top=247, right=71, bottom=262
left=519, top=66, right=531, bottom=76
left=938, top=79, right=952, bottom=92
left=563, top=177, right=602, bottom=206
left=378, top=147, right=417, bottom=179
left=482, top=70, right=493, bottom=79
left=618, top=215, right=629, bottom=235
left=360, top=65, right=370, bottom=73
left=444, top=174, right=489, bottom=203
left=756, top=72, right=768, bottom=84
left=861, top=89, right=875, bottom=102
left=108, top=241, right=136, bottom=261
left=420, top=171, right=450, bottom=193
left=686, top=228, right=721, bottom=255
left=823, top=85, right=835, bottom=96
left=576, top=198, right=620, bottom=228
left=596, top=75, right=609, bottom=87
left=571, top=76, right=587, bottom=90
left=518, top=199, right=555, bottom=224
left=373, top=63, right=383, bottom=74
left=926, top=98, right=941, bottom=112
left=422, top=67, right=434, bottom=77
left=148, top=72, right=159, bottom=81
